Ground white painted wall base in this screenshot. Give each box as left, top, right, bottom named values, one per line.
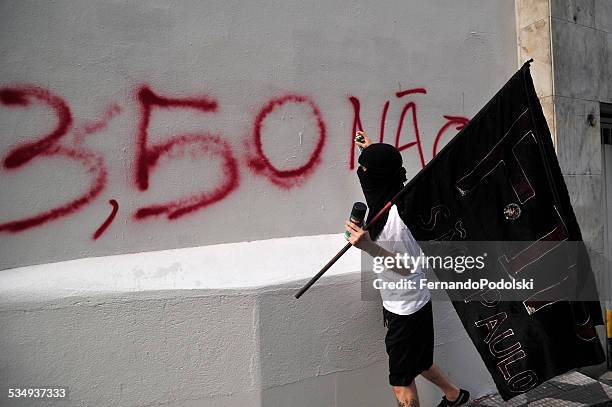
left=0, top=235, right=496, bottom=406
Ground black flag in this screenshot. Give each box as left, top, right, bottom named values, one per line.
left=395, top=61, right=606, bottom=400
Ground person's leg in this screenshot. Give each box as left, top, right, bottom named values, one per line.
left=420, top=363, right=459, bottom=401
left=392, top=381, right=419, bottom=406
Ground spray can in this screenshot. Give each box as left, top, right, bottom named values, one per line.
left=355, top=133, right=365, bottom=152
left=345, top=202, right=367, bottom=239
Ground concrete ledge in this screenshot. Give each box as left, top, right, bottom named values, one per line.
left=0, top=234, right=361, bottom=306
left=0, top=235, right=496, bottom=406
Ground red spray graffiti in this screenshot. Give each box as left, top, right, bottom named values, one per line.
left=134, top=86, right=239, bottom=219
left=1, top=86, right=72, bottom=168
left=0, top=85, right=107, bottom=233
left=0, top=82, right=468, bottom=237
left=394, top=88, right=427, bottom=168
left=93, top=199, right=119, bottom=239
left=349, top=88, right=428, bottom=169
left=394, top=101, right=425, bottom=166
left=72, top=103, right=122, bottom=145
left=246, top=94, right=326, bottom=189
left=348, top=97, right=390, bottom=170
left=432, top=115, right=470, bottom=157
left=349, top=88, right=468, bottom=170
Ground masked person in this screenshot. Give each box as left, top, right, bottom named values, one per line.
left=344, top=131, right=470, bottom=407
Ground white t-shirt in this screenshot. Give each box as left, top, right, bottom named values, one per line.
left=375, top=204, right=431, bottom=315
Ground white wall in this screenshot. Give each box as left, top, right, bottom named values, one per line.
left=0, top=0, right=518, bottom=269
left=0, top=1, right=517, bottom=405
left=0, top=236, right=497, bottom=406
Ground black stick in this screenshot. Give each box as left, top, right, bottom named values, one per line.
left=293, top=242, right=353, bottom=299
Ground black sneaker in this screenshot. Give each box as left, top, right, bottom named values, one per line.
left=436, top=388, right=470, bottom=407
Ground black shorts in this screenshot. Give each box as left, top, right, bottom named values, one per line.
left=383, top=300, right=434, bottom=387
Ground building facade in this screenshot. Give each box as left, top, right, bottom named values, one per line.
left=0, top=1, right=610, bottom=405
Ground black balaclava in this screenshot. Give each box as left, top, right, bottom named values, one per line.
left=357, top=143, right=407, bottom=241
